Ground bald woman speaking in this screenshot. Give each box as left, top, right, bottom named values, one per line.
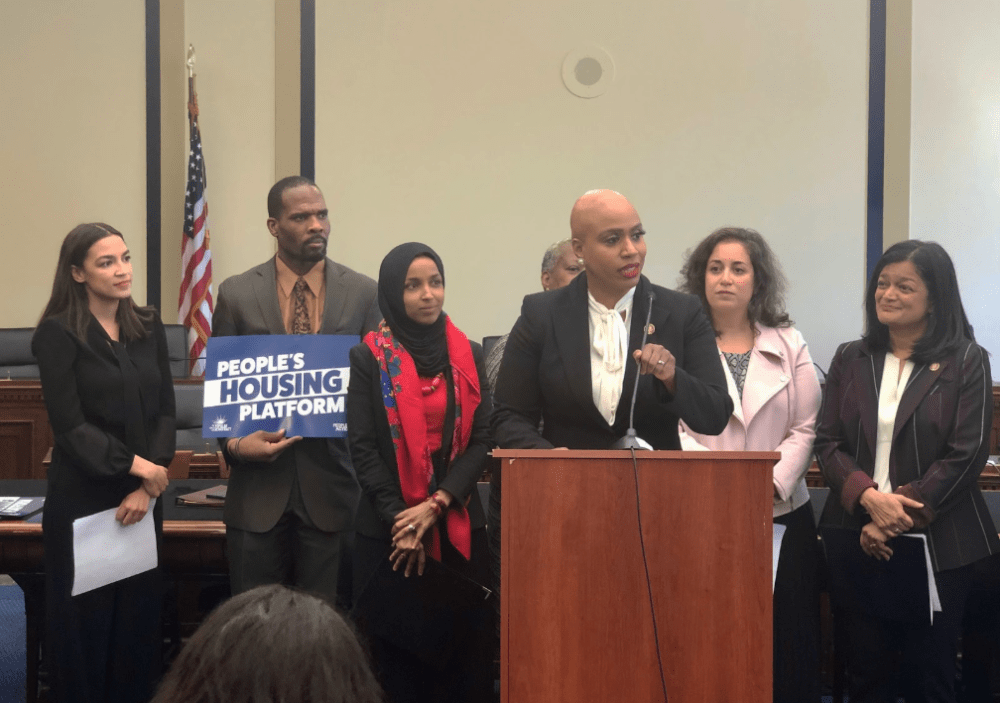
left=492, top=190, right=732, bottom=450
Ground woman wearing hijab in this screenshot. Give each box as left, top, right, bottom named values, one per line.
left=347, top=242, right=493, bottom=703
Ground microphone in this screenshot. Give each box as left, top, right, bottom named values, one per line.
left=610, top=290, right=656, bottom=450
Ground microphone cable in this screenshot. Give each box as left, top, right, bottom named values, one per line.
left=629, top=446, right=668, bottom=702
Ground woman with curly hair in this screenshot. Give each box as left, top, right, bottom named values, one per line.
left=678, top=226, right=822, bottom=703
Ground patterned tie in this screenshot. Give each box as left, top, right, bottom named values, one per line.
left=292, top=277, right=312, bottom=334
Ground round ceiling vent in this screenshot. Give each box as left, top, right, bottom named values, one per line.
left=561, top=46, right=615, bottom=98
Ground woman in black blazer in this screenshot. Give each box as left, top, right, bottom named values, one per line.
left=816, top=240, right=998, bottom=703
left=492, top=190, right=732, bottom=450
left=32, top=223, right=175, bottom=703
left=347, top=242, right=492, bottom=703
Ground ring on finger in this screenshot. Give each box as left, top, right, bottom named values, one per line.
left=656, top=360, right=666, bottom=365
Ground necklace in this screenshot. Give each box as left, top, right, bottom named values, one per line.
left=421, top=372, right=445, bottom=396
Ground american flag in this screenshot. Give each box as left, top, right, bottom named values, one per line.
left=178, top=104, right=213, bottom=376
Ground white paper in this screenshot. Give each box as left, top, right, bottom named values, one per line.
left=772, top=523, right=786, bottom=594
left=901, top=533, right=941, bottom=624
left=71, top=498, right=158, bottom=596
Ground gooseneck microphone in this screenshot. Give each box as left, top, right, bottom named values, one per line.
left=610, top=290, right=656, bottom=450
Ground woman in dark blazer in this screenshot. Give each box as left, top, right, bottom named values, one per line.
left=32, top=223, right=175, bottom=703
left=816, top=240, right=998, bottom=703
left=347, top=242, right=492, bottom=703
left=492, top=190, right=732, bottom=450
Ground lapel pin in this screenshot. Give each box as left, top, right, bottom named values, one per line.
left=646, top=323, right=655, bottom=335
left=929, top=362, right=940, bottom=371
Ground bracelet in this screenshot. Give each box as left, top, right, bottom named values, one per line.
left=430, top=493, right=448, bottom=514
left=231, top=437, right=243, bottom=462
left=426, top=496, right=442, bottom=517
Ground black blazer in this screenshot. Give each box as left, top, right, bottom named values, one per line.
left=347, top=340, right=490, bottom=541
left=815, top=338, right=1000, bottom=572
left=33, top=313, right=176, bottom=584
left=214, top=256, right=381, bottom=533
left=491, top=273, right=732, bottom=450
left=33, top=315, right=176, bottom=509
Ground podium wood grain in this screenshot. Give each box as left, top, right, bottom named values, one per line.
left=496, top=450, right=777, bottom=703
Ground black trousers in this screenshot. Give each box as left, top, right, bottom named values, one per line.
left=843, top=562, right=974, bottom=703
left=43, top=489, right=162, bottom=703
left=226, top=478, right=345, bottom=604
left=773, top=501, right=822, bottom=703
left=354, top=529, right=493, bottom=703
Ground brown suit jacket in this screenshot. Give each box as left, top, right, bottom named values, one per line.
left=815, top=338, right=999, bottom=572
left=214, top=256, right=380, bottom=533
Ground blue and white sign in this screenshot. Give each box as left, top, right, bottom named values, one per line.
left=202, top=334, right=358, bottom=438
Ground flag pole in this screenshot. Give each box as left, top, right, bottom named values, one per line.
left=179, top=43, right=214, bottom=376
left=187, top=44, right=197, bottom=121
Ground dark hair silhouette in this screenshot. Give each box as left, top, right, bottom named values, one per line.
left=152, top=585, right=383, bottom=703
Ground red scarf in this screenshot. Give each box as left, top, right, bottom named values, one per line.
left=364, top=317, right=479, bottom=559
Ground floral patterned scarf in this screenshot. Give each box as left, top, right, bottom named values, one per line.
left=364, top=316, right=479, bottom=559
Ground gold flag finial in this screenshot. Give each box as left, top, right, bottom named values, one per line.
left=186, top=45, right=196, bottom=78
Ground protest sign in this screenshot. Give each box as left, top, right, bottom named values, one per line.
left=202, top=334, right=357, bottom=438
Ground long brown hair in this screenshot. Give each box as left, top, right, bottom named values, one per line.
left=39, top=223, right=153, bottom=341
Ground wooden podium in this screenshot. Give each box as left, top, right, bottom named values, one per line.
left=495, top=449, right=778, bottom=703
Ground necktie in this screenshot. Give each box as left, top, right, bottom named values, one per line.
left=292, top=277, right=311, bottom=334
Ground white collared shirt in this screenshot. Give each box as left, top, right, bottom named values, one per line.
left=873, top=353, right=915, bottom=493
left=587, top=287, right=635, bottom=425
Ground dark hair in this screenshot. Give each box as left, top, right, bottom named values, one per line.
left=267, top=176, right=319, bottom=218
left=39, top=223, right=153, bottom=342
left=152, top=585, right=384, bottom=703
left=679, top=226, right=791, bottom=331
left=862, top=240, right=973, bottom=363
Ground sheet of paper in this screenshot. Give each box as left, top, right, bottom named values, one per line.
left=772, top=523, right=786, bottom=594
left=72, top=498, right=157, bottom=596
left=901, top=533, right=941, bottom=624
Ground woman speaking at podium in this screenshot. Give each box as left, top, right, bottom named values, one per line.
left=816, top=240, right=998, bottom=703
left=347, top=242, right=493, bottom=703
left=491, top=189, right=731, bottom=451
left=677, top=227, right=822, bottom=703
left=33, top=223, right=175, bottom=703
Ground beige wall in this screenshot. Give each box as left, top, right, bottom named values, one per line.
left=910, top=0, right=1000, bottom=376
left=0, top=1, right=147, bottom=326
left=168, top=0, right=280, bottom=324
left=315, top=0, right=870, bottom=368
left=3, top=2, right=892, bottom=372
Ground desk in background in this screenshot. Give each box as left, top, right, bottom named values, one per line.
left=0, top=479, right=228, bottom=703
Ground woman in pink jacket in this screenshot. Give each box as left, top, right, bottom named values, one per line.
left=678, top=227, right=822, bottom=703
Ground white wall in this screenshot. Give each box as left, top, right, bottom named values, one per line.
left=911, top=0, right=1000, bottom=378
left=315, top=0, right=870, bottom=370
left=0, top=1, right=146, bottom=325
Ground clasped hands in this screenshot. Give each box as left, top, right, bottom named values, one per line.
left=633, top=343, right=676, bottom=394
left=118, top=455, right=172, bottom=526
left=858, top=488, right=924, bottom=561
left=389, top=491, right=453, bottom=577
